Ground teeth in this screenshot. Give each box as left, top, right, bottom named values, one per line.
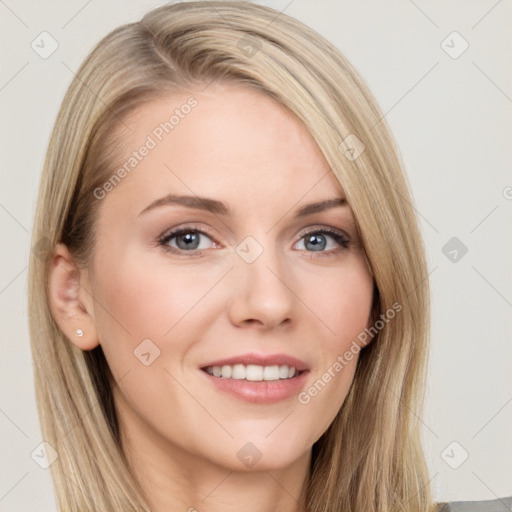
left=204, top=364, right=299, bottom=381
left=264, top=366, right=279, bottom=380
left=232, top=364, right=246, bottom=379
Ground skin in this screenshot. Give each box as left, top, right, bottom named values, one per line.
left=48, top=82, right=374, bottom=512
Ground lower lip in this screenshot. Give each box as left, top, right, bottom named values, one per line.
left=200, top=369, right=310, bottom=404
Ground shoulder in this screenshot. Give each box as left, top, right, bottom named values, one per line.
left=436, top=496, right=512, bottom=511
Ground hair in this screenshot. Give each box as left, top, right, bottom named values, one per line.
left=28, top=1, right=440, bottom=511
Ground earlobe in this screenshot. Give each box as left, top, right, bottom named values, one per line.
left=47, top=243, right=100, bottom=351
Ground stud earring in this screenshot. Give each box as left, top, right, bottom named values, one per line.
left=75, top=329, right=84, bottom=337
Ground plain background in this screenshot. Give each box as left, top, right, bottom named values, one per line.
left=0, top=0, right=511, bottom=510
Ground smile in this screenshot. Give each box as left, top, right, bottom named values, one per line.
left=203, top=364, right=300, bottom=381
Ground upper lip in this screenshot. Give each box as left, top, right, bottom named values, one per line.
left=201, top=352, right=309, bottom=372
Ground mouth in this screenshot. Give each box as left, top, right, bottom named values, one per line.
left=198, top=353, right=310, bottom=404
left=201, top=364, right=306, bottom=381
left=199, top=352, right=309, bottom=382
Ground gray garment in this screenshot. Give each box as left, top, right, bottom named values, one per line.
left=437, top=496, right=512, bottom=511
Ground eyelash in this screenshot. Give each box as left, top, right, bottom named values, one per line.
left=158, top=225, right=350, bottom=257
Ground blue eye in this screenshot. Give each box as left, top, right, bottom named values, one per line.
left=159, top=228, right=216, bottom=253
left=296, top=229, right=349, bottom=252
left=158, top=226, right=350, bottom=256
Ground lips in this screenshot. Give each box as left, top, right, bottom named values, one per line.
left=200, top=352, right=309, bottom=372
left=200, top=359, right=310, bottom=404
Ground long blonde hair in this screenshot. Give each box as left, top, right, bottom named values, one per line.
left=28, top=2, right=439, bottom=510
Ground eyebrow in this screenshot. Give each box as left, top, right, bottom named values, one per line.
left=137, top=194, right=347, bottom=218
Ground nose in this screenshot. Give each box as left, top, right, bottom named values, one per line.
left=227, top=242, right=295, bottom=330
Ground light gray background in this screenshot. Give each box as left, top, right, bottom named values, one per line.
left=1, top=1, right=511, bottom=510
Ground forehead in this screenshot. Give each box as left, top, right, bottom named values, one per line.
left=100, top=82, right=345, bottom=218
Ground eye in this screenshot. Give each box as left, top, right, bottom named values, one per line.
left=295, top=228, right=349, bottom=252
left=159, top=227, right=218, bottom=254
left=158, top=226, right=350, bottom=255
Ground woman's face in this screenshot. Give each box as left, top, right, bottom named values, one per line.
left=82, top=82, right=374, bottom=472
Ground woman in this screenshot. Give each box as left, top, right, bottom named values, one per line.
left=27, top=2, right=507, bottom=511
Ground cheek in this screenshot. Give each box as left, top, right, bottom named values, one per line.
left=88, top=254, right=218, bottom=425
left=93, top=253, right=221, bottom=339
left=88, top=252, right=223, bottom=384
left=294, top=258, right=373, bottom=438
left=300, top=257, right=374, bottom=346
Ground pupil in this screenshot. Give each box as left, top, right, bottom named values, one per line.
left=306, top=234, right=325, bottom=251
left=177, top=232, right=199, bottom=250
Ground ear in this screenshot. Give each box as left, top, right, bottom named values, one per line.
left=47, top=243, right=99, bottom=350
